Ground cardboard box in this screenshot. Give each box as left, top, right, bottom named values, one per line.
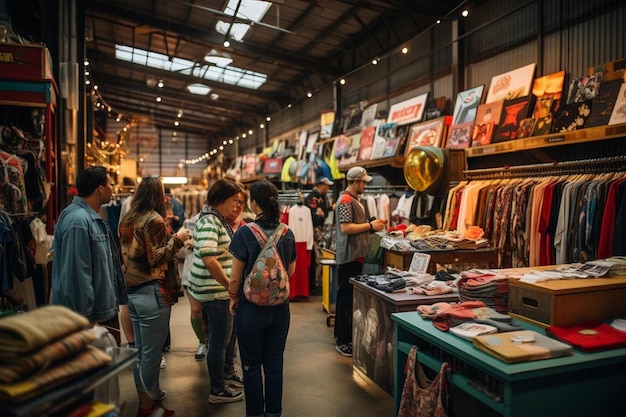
left=0, top=43, right=53, bottom=81
left=508, top=276, right=626, bottom=327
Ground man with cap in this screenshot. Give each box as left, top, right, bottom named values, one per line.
left=304, top=176, right=335, bottom=294
left=334, top=167, right=387, bottom=356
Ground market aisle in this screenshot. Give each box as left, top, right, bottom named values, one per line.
left=117, top=294, right=393, bottom=417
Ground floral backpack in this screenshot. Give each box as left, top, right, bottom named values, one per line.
left=243, top=222, right=290, bottom=306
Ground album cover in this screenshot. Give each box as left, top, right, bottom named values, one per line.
left=532, top=96, right=554, bottom=136
left=516, top=118, right=537, bottom=139
left=586, top=79, right=624, bottom=127
left=446, top=121, right=473, bottom=149
left=424, top=96, right=450, bottom=120
left=566, top=72, right=603, bottom=104
left=552, top=99, right=593, bottom=132
left=609, top=83, right=626, bottom=125
left=357, top=125, right=376, bottom=161
left=492, top=96, right=532, bottom=142
left=486, top=63, right=536, bottom=103
left=471, top=100, right=504, bottom=147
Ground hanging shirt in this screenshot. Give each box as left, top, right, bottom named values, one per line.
left=288, top=203, right=314, bottom=250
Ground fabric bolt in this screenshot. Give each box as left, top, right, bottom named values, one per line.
left=0, top=329, right=96, bottom=383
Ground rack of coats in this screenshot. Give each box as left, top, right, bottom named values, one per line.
left=449, top=156, right=626, bottom=268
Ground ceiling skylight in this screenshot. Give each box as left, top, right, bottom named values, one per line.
left=216, top=0, right=271, bottom=42
left=115, top=44, right=267, bottom=90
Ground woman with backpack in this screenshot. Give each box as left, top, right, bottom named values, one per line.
left=228, top=180, right=297, bottom=417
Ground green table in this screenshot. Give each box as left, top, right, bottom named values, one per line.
left=392, top=311, right=626, bottom=417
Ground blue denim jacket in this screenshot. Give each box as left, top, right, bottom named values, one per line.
left=52, top=197, right=126, bottom=322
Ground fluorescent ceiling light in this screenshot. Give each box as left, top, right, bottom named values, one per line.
left=115, top=44, right=266, bottom=90
left=161, top=176, right=188, bottom=185
left=204, top=49, right=233, bottom=67
left=216, top=0, right=271, bottom=42
left=186, top=83, right=211, bottom=95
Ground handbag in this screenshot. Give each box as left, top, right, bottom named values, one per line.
left=398, top=345, right=450, bottom=417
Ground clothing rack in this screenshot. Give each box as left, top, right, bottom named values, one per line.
left=464, top=156, right=626, bottom=180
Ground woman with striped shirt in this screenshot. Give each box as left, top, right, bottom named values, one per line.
left=188, top=178, right=248, bottom=404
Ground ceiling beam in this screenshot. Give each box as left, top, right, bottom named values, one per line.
left=86, top=1, right=341, bottom=76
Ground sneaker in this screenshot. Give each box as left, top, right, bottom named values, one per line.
left=158, top=390, right=166, bottom=401
left=225, top=373, right=244, bottom=388
left=160, top=356, right=167, bottom=369
left=194, top=343, right=208, bottom=361
left=208, top=386, right=244, bottom=404
left=335, top=343, right=353, bottom=357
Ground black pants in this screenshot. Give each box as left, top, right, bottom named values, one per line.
left=334, top=261, right=363, bottom=346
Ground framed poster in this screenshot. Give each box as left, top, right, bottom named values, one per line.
left=387, top=93, right=429, bottom=125
left=485, top=63, right=536, bottom=103
left=451, top=86, right=484, bottom=125
left=405, top=117, right=446, bottom=156
left=471, top=100, right=504, bottom=147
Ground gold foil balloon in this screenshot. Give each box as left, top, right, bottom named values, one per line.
left=403, top=146, right=444, bottom=193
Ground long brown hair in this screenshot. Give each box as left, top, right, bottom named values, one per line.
left=124, top=177, right=167, bottom=222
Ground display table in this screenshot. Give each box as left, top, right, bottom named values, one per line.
left=383, top=247, right=498, bottom=274
left=391, top=311, right=626, bottom=417
left=351, top=278, right=459, bottom=396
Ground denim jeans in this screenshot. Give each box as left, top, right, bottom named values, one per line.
left=235, top=299, right=290, bottom=417
left=127, top=282, right=171, bottom=399
left=201, top=299, right=237, bottom=392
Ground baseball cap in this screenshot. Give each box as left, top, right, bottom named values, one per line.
left=317, top=177, right=334, bottom=185
left=346, top=166, right=373, bottom=182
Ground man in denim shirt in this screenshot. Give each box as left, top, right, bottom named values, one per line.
left=52, top=166, right=126, bottom=340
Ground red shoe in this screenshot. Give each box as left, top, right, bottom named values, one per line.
left=137, top=403, right=175, bottom=417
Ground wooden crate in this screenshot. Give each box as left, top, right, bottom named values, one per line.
left=0, top=42, right=53, bottom=81
left=508, top=276, right=626, bottom=327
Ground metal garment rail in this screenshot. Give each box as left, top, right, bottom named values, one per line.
left=464, top=155, right=626, bottom=180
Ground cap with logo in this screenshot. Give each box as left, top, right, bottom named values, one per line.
left=317, top=177, right=334, bottom=185
left=346, top=166, right=373, bottom=182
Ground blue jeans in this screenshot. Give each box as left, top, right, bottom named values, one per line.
left=235, top=299, right=290, bottom=417
left=201, top=299, right=237, bottom=392
left=127, top=282, right=171, bottom=399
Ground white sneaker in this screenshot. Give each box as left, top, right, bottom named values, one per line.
left=160, top=356, right=167, bottom=369
left=194, top=343, right=208, bottom=361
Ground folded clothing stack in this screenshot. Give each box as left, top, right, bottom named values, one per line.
left=457, top=271, right=510, bottom=313
left=418, top=300, right=522, bottom=332
left=0, top=305, right=113, bottom=402
left=546, top=320, right=626, bottom=352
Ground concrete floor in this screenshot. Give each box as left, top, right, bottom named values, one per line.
left=116, top=294, right=393, bottom=417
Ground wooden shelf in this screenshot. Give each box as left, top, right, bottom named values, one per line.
left=465, top=123, right=626, bottom=158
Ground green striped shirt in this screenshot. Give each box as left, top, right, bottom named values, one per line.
left=188, top=214, right=232, bottom=302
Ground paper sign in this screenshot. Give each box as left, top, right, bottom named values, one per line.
left=409, top=252, right=431, bottom=274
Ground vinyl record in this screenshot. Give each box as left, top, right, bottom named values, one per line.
left=403, top=146, right=444, bottom=193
